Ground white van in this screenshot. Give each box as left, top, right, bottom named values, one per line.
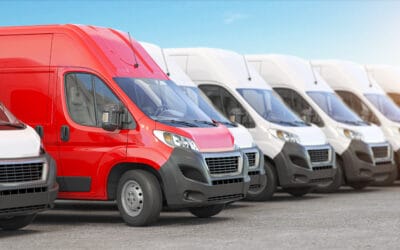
left=246, top=54, right=396, bottom=190
left=311, top=60, right=399, bottom=183
left=365, top=65, right=400, bottom=107
left=141, top=42, right=267, bottom=200
left=166, top=48, right=336, bottom=198
left=0, top=103, right=58, bottom=230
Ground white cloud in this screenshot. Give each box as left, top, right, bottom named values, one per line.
left=223, top=12, right=247, bottom=24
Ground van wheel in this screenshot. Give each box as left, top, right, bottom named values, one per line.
left=284, top=187, right=313, bottom=197
left=373, top=168, right=398, bottom=186
left=0, top=214, right=36, bottom=230
left=117, top=170, right=162, bottom=226
left=246, top=161, right=277, bottom=201
left=189, top=204, right=224, bottom=218
left=314, top=160, right=343, bottom=193
left=348, top=182, right=369, bottom=190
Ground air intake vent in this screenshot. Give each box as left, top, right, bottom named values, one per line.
left=205, top=156, right=239, bottom=175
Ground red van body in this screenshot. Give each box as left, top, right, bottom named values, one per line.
left=0, top=25, right=249, bottom=226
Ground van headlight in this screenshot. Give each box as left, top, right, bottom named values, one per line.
left=269, top=129, right=300, bottom=143
left=154, top=130, right=199, bottom=151
left=338, top=128, right=363, bottom=140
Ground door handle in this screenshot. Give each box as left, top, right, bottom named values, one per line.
left=61, top=125, right=70, bottom=142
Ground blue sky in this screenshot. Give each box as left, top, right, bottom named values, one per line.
left=1, top=0, right=399, bottom=65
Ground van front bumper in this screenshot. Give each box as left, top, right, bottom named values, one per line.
left=0, top=154, right=58, bottom=218
left=242, top=147, right=266, bottom=194
left=340, top=140, right=396, bottom=184
left=159, top=147, right=250, bottom=209
left=273, top=143, right=336, bottom=188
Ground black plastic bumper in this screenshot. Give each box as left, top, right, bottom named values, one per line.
left=273, top=143, right=336, bottom=188
left=340, top=140, right=396, bottom=184
left=159, top=148, right=250, bottom=209
left=0, top=153, right=58, bottom=218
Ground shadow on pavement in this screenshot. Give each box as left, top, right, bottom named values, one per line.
left=0, top=229, right=40, bottom=238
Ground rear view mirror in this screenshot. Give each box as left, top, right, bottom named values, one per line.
left=102, top=104, right=123, bottom=131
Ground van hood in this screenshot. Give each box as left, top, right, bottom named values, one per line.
left=228, top=124, right=255, bottom=149
left=0, top=126, right=40, bottom=158
left=180, top=125, right=235, bottom=152
left=271, top=124, right=327, bottom=146
left=339, top=123, right=386, bottom=144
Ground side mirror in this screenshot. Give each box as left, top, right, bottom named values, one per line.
left=102, top=104, right=123, bottom=132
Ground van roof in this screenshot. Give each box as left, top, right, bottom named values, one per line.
left=165, top=48, right=271, bottom=90
left=246, top=54, right=334, bottom=93
left=365, top=64, right=400, bottom=93
left=311, top=60, right=385, bottom=95
left=140, top=42, right=195, bottom=87
left=0, top=24, right=167, bottom=80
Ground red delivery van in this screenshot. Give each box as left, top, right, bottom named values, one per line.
left=0, top=24, right=250, bottom=226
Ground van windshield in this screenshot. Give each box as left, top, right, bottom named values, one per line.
left=365, top=93, right=400, bottom=123
left=388, top=93, right=400, bottom=107
left=114, top=78, right=215, bottom=127
left=0, top=103, right=25, bottom=129
left=238, top=88, right=307, bottom=127
left=180, top=86, right=235, bottom=127
left=307, top=91, right=366, bottom=125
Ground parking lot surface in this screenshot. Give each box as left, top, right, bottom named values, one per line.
left=1, top=183, right=400, bottom=249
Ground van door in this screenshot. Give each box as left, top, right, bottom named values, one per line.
left=55, top=70, right=129, bottom=199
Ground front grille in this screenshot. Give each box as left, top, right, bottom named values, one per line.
left=0, top=204, right=47, bottom=215
left=372, top=146, right=389, bottom=159
left=245, top=152, right=256, bottom=167
left=313, top=165, right=333, bottom=171
left=0, top=162, right=43, bottom=183
left=212, top=178, right=243, bottom=185
left=206, top=156, right=239, bottom=175
left=207, top=194, right=244, bottom=202
left=308, top=149, right=330, bottom=163
left=0, top=187, right=48, bottom=196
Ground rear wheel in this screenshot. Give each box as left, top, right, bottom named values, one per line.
left=189, top=204, right=224, bottom=218
left=314, top=160, right=343, bottom=193
left=246, top=161, right=277, bottom=201
left=117, top=170, right=162, bottom=226
left=284, top=187, right=314, bottom=197
left=0, top=214, right=36, bottom=230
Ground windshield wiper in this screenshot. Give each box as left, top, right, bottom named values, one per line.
left=0, top=121, right=26, bottom=129
left=156, top=119, right=198, bottom=127
left=216, top=120, right=236, bottom=127
left=191, top=120, right=217, bottom=127
left=337, top=119, right=365, bottom=126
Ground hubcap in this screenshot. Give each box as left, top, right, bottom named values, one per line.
left=121, top=180, right=144, bottom=217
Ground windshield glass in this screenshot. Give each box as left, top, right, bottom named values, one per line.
left=180, top=86, right=234, bottom=127
left=388, top=93, right=400, bottom=107
left=308, top=91, right=366, bottom=125
left=238, top=88, right=307, bottom=126
left=365, top=93, right=400, bottom=122
left=114, top=78, right=214, bottom=127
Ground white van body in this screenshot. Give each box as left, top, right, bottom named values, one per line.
left=312, top=60, right=400, bottom=178
left=246, top=54, right=395, bottom=187
left=167, top=48, right=336, bottom=197
left=141, top=42, right=266, bottom=199
left=365, top=65, right=400, bottom=107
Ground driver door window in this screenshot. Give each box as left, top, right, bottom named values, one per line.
left=274, top=88, right=323, bottom=127
left=199, top=84, right=255, bottom=128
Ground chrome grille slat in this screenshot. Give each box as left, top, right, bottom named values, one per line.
left=308, top=149, right=330, bottom=163
left=205, top=156, right=239, bottom=175
left=245, top=152, right=256, bottom=167
left=0, top=162, right=43, bottom=183
left=372, top=146, right=389, bottom=159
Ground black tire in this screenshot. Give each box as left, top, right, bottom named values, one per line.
left=0, top=214, right=36, bottom=230
left=284, top=187, right=314, bottom=197
left=116, top=170, right=162, bottom=227
left=246, top=161, right=277, bottom=201
left=348, top=182, right=369, bottom=190
left=189, top=204, right=224, bottom=218
left=314, top=160, right=343, bottom=193
left=373, top=168, right=398, bottom=186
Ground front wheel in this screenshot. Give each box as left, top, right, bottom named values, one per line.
left=284, top=187, right=314, bottom=197
left=246, top=161, right=277, bottom=201
left=117, top=170, right=162, bottom=227
left=0, top=214, right=36, bottom=230
left=189, top=204, right=224, bottom=218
